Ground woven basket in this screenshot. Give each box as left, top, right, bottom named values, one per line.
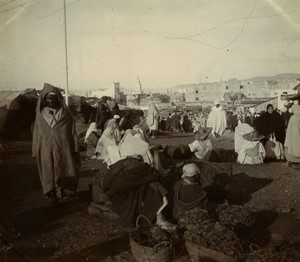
left=186, top=242, right=237, bottom=262
left=129, top=215, right=172, bottom=262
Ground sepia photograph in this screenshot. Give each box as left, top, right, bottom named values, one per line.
left=1, top=0, right=300, bottom=261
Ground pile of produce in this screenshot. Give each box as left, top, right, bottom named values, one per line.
left=178, top=208, right=214, bottom=229
left=184, top=222, right=244, bottom=258
left=247, top=244, right=299, bottom=262
left=217, top=205, right=254, bottom=227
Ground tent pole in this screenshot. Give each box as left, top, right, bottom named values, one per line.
left=63, top=0, right=69, bottom=106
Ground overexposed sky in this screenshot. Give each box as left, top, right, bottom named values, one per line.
left=0, top=0, right=300, bottom=93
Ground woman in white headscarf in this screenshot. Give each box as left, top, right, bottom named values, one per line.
left=95, top=118, right=121, bottom=164
left=146, top=101, right=160, bottom=138
left=172, top=163, right=208, bottom=220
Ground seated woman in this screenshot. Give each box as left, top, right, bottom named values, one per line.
left=235, top=122, right=265, bottom=164
left=102, top=147, right=172, bottom=228
left=173, top=163, right=209, bottom=221
left=105, top=127, right=165, bottom=174
left=188, top=128, right=220, bottom=162
left=95, top=118, right=121, bottom=165
left=164, top=128, right=220, bottom=162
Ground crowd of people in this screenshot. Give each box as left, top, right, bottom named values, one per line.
left=32, top=83, right=300, bottom=230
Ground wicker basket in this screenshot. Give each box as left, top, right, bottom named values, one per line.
left=186, top=242, right=237, bottom=262
left=129, top=215, right=172, bottom=262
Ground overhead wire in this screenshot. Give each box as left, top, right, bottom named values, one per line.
left=165, top=0, right=261, bottom=50
left=0, top=0, right=34, bottom=14
left=25, top=0, right=82, bottom=18
left=221, top=0, right=258, bottom=49
left=0, top=0, right=20, bottom=9
left=167, top=9, right=297, bottom=40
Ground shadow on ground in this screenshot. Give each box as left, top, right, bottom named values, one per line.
left=226, top=173, right=273, bottom=205
left=236, top=210, right=278, bottom=251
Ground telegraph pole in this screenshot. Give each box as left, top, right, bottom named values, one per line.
left=63, top=0, right=69, bottom=106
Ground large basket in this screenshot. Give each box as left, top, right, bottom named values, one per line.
left=129, top=215, right=172, bottom=262
left=186, top=242, right=237, bottom=262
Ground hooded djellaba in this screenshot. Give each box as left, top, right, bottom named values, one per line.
left=32, top=83, right=80, bottom=205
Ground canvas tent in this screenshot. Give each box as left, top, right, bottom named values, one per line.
left=0, top=89, right=38, bottom=139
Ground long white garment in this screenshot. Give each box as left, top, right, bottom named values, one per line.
left=235, top=123, right=265, bottom=164
left=207, top=106, right=227, bottom=136
left=84, top=122, right=97, bottom=142
left=146, top=102, right=159, bottom=131
left=285, top=104, right=300, bottom=158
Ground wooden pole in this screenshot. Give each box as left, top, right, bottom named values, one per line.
left=63, top=0, right=69, bottom=106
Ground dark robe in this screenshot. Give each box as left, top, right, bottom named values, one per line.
left=102, top=158, right=167, bottom=226
left=228, top=113, right=238, bottom=132
left=32, top=84, right=79, bottom=195
left=244, top=114, right=253, bottom=127
left=96, top=101, right=112, bottom=131
left=172, top=179, right=208, bottom=220
left=165, top=116, right=171, bottom=131
left=170, top=114, right=180, bottom=132
left=255, top=110, right=285, bottom=144
left=282, top=111, right=293, bottom=129
left=182, top=115, right=192, bottom=132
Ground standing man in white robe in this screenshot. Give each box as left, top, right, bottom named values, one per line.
left=207, top=100, right=227, bottom=141
left=146, top=101, right=160, bottom=138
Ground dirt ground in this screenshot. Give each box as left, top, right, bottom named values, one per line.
left=1, top=125, right=300, bottom=261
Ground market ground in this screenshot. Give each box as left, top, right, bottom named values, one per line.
left=1, top=127, right=300, bottom=261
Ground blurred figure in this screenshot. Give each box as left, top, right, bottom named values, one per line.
left=228, top=109, right=238, bottom=133
left=182, top=114, right=192, bottom=133
left=281, top=106, right=293, bottom=129
left=165, top=112, right=172, bottom=131
left=170, top=110, right=181, bottom=132
left=96, top=96, right=112, bottom=132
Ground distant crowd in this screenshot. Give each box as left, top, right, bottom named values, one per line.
left=32, top=83, right=300, bottom=231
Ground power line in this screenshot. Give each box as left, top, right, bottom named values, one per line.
left=165, top=0, right=261, bottom=50
left=0, top=0, right=34, bottom=14
left=167, top=9, right=297, bottom=41
left=165, top=36, right=222, bottom=50
left=221, top=0, right=257, bottom=49
left=0, top=0, right=19, bottom=9
left=25, top=0, right=81, bottom=18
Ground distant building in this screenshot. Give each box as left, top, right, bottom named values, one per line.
left=185, top=82, right=223, bottom=103
left=114, top=82, right=126, bottom=105
left=88, top=82, right=126, bottom=105
left=89, top=88, right=113, bottom=98
left=169, top=92, right=185, bottom=104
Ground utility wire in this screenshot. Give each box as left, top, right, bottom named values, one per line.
left=221, top=0, right=257, bottom=49
left=0, top=0, right=19, bottom=9
left=166, top=0, right=259, bottom=50
left=167, top=9, right=297, bottom=40
left=25, top=0, right=81, bottom=18
left=0, top=0, right=34, bottom=14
